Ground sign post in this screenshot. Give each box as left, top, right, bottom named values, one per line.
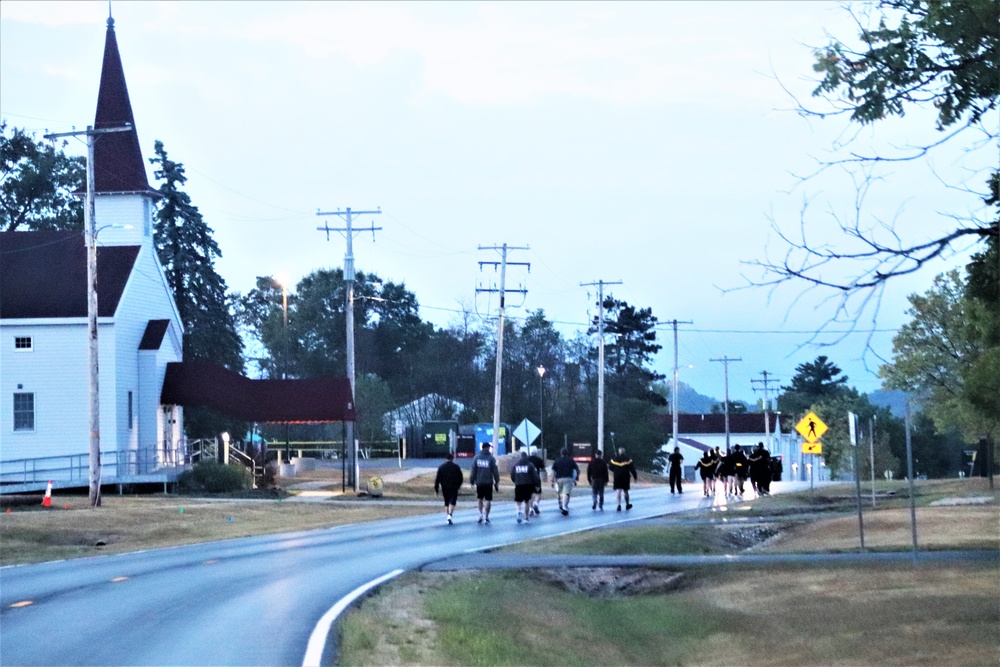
left=796, top=412, right=828, bottom=492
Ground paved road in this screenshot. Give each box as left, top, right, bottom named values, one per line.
left=0, top=482, right=809, bottom=666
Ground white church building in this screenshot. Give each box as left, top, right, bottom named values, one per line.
left=1, top=17, right=185, bottom=489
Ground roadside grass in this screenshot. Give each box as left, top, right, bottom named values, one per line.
left=0, top=494, right=433, bottom=565
left=339, top=570, right=731, bottom=667
left=339, top=477, right=1000, bottom=666
left=508, top=523, right=742, bottom=556
left=341, top=563, right=999, bottom=667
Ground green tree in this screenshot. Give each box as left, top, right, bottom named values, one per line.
left=592, top=297, right=665, bottom=404
left=750, top=0, right=998, bottom=322
left=778, top=355, right=850, bottom=417
left=879, top=270, right=994, bottom=440
left=150, top=140, right=244, bottom=437
left=1, top=121, right=84, bottom=231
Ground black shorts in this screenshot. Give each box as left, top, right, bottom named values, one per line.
left=441, top=488, right=459, bottom=506
left=476, top=484, right=494, bottom=501
left=514, top=484, right=534, bottom=503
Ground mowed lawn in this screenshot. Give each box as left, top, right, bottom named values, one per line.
left=339, top=479, right=1000, bottom=667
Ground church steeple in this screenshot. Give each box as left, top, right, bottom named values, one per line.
left=93, top=14, right=152, bottom=194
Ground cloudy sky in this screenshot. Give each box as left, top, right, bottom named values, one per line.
left=2, top=1, right=990, bottom=404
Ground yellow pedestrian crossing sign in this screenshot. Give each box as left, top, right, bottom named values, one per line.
left=802, top=442, right=823, bottom=455
left=795, top=411, right=827, bottom=443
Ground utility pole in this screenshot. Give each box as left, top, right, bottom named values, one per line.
left=665, top=319, right=693, bottom=450
left=710, top=356, right=742, bottom=450
left=45, top=123, right=132, bottom=508
left=581, top=279, right=622, bottom=455
left=751, top=370, right=780, bottom=450
left=477, top=244, right=529, bottom=451
left=316, top=207, right=382, bottom=492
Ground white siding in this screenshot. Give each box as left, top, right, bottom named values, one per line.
left=95, top=193, right=153, bottom=246
left=2, top=194, right=183, bottom=472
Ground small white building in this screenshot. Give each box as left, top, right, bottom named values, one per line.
left=0, top=17, right=184, bottom=487
left=660, top=413, right=822, bottom=482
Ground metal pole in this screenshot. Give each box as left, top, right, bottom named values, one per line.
left=282, top=281, right=290, bottom=466
left=491, top=244, right=508, bottom=451
left=904, top=401, right=919, bottom=563
left=710, top=357, right=741, bottom=450
left=597, top=280, right=606, bottom=455
left=537, top=366, right=545, bottom=453
left=850, top=412, right=865, bottom=550
left=672, top=320, right=679, bottom=448
left=870, top=415, right=877, bottom=507
left=316, top=207, right=381, bottom=492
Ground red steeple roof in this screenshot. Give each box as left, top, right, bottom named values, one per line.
left=93, top=16, right=153, bottom=194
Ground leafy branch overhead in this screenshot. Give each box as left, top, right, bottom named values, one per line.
left=745, top=0, right=998, bottom=318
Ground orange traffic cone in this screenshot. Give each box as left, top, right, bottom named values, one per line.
left=41, top=481, right=52, bottom=507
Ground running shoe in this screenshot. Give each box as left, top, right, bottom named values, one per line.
left=477, top=514, right=484, bottom=524
left=484, top=517, right=491, bottom=525
left=561, top=508, right=569, bottom=516
left=532, top=503, right=540, bottom=515
left=617, top=505, right=622, bottom=512
left=447, top=516, right=453, bottom=525
left=626, top=503, right=633, bottom=510
left=517, top=511, right=523, bottom=524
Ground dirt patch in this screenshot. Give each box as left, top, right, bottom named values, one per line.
left=533, top=567, right=686, bottom=597
left=724, top=523, right=782, bottom=549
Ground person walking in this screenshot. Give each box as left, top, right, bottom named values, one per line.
left=528, top=450, right=547, bottom=516
left=610, top=447, right=638, bottom=511
left=667, top=446, right=685, bottom=494
left=587, top=450, right=609, bottom=510
left=731, top=444, right=749, bottom=496
left=434, top=453, right=464, bottom=524
left=748, top=442, right=771, bottom=496
left=710, top=446, right=723, bottom=495
left=696, top=450, right=715, bottom=497
left=718, top=447, right=736, bottom=496
left=470, top=442, right=500, bottom=524
left=510, top=451, right=541, bottom=523
left=551, top=448, right=580, bottom=515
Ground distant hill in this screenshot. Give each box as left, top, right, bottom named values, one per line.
left=672, top=381, right=717, bottom=413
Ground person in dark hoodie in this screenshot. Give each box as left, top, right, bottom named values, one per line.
left=434, top=453, right=464, bottom=524
left=510, top=451, right=541, bottom=524
left=610, top=447, right=638, bottom=511
left=587, top=450, right=609, bottom=510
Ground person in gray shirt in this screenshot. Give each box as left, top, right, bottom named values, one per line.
left=470, top=442, right=500, bottom=524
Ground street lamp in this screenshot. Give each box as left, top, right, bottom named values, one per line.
left=537, top=365, right=546, bottom=455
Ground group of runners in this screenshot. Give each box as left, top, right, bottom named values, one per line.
left=694, top=442, right=776, bottom=497
left=433, top=443, right=639, bottom=524
left=433, top=441, right=780, bottom=524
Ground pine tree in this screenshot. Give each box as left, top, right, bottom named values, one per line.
left=150, top=141, right=244, bottom=436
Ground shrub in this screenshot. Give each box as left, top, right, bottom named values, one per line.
left=178, top=461, right=250, bottom=493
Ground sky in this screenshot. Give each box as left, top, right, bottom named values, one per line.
left=1, top=1, right=992, bottom=406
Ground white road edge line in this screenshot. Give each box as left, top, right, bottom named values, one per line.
left=302, top=568, right=405, bottom=667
